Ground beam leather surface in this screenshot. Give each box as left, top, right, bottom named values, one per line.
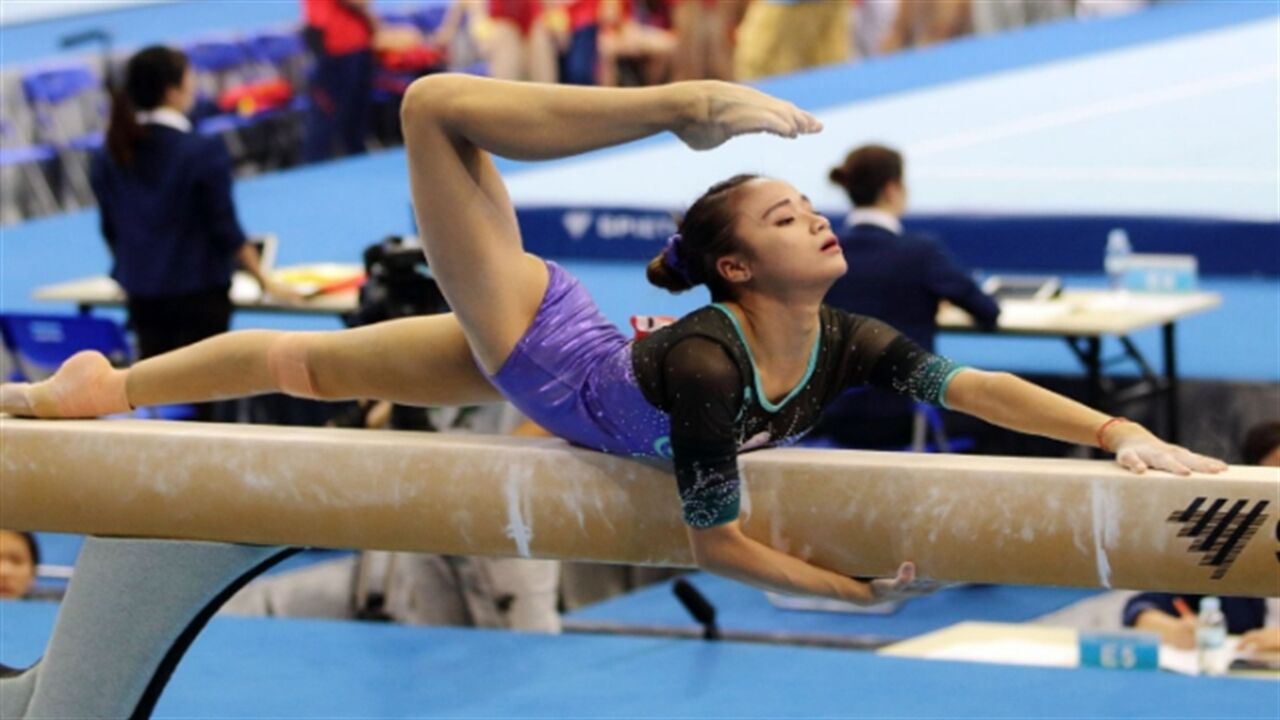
left=2, top=418, right=1276, bottom=596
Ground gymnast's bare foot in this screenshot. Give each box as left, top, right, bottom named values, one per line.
left=0, top=351, right=131, bottom=419
left=675, top=81, right=823, bottom=151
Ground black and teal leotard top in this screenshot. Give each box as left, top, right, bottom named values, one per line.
left=631, top=304, right=965, bottom=528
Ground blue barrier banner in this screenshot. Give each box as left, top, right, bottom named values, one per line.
left=907, top=214, right=1280, bottom=277
left=517, top=206, right=677, bottom=261
left=512, top=206, right=1280, bottom=276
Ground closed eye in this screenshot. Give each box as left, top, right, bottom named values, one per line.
left=776, top=217, right=795, bottom=226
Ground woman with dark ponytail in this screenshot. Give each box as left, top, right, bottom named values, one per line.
left=10, top=76, right=1225, bottom=604
left=91, top=46, right=287, bottom=420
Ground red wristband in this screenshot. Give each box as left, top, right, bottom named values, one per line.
left=1096, top=416, right=1130, bottom=452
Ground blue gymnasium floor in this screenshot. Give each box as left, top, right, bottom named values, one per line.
left=1, top=600, right=1277, bottom=719
left=566, top=572, right=1100, bottom=642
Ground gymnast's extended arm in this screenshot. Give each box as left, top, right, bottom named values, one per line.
left=942, top=369, right=1226, bottom=475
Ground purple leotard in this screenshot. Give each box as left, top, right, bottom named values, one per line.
left=485, top=260, right=672, bottom=458
left=487, top=259, right=965, bottom=528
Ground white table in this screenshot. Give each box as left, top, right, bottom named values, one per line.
left=938, top=290, right=1222, bottom=444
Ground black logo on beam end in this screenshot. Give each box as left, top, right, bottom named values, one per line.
left=1168, top=497, right=1269, bottom=580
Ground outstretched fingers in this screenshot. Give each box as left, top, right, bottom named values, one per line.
left=1175, top=447, right=1228, bottom=474
left=1115, top=447, right=1149, bottom=474
left=1116, top=441, right=1227, bottom=476
left=867, top=561, right=945, bottom=602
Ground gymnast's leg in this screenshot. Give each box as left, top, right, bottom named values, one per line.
left=0, top=313, right=502, bottom=419
left=399, top=74, right=819, bottom=373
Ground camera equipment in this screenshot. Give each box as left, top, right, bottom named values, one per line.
left=344, top=235, right=448, bottom=328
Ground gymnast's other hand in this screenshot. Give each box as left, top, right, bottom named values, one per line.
left=675, top=81, right=822, bottom=151
left=0, top=351, right=130, bottom=419
left=1106, top=424, right=1228, bottom=476
left=1239, top=627, right=1280, bottom=654
left=865, top=562, right=946, bottom=605
left=261, top=279, right=306, bottom=306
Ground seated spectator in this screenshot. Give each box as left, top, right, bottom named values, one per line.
left=596, top=0, right=677, bottom=86
left=0, top=530, right=39, bottom=600
left=560, top=0, right=604, bottom=85
left=851, top=0, right=898, bottom=60
left=1076, top=0, right=1151, bottom=19
left=1122, top=421, right=1280, bottom=652
left=881, top=0, right=970, bottom=54
left=304, top=0, right=394, bottom=161
left=734, top=0, right=850, bottom=81
left=816, top=143, right=999, bottom=448
left=971, top=0, right=1072, bottom=36
left=672, top=0, right=738, bottom=80
left=437, top=0, right=560, bottom=83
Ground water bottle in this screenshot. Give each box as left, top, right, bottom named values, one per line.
left=1104, top=228, right=1132, bottom=291
left=1196, top=596, right=1228, bottom=676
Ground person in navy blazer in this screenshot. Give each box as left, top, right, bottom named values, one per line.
left=91, top=46, right=283, bottom=418
left=818, top=144, right=1000, bottom=448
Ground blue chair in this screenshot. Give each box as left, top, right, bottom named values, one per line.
left=413, top=4, right=450, bottom=34
left=242, top=30, right=310, bottom=165
left=0, top=312, right=194, bottom=420
left=376, top=10, right=421, bottom=29
left=0, top=118, right=59, bottom=219
left=185, top=40, right=250, bottom=104
left=185, top=39, right=255, bottom=152
left=244, top=29, right=308, bottom=89
left=20, top=64, right=106, bottom=208
left=0, top=312, right=130, bottom=381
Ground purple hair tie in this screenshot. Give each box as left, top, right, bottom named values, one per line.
left=663, top=233, right=694, bottom=284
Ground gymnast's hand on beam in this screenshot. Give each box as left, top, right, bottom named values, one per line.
left=865, top=562, right=947, bottom=605
left=1105, top=424, right=1228, bottom=476
left=674, top=81, right=822, bottom=151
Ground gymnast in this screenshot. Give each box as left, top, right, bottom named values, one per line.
left=0, top=75, right=1226, bottom=605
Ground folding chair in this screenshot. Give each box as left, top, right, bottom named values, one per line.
left=412, top=4, right=451, bottom=35
left=0, top=118, right=60, bottom=220
left=20, top=64, right=106, bottom=209
left=185, top=38, right=255, bottom=159
left=242, top=29, right=312, bottom=167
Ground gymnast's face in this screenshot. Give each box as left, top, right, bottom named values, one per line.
left=717, top=178, right=846, bottom=297
left=0, top=530, right=35, bottom=600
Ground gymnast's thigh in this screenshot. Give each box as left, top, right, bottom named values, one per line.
left=305, top=313, right=503, bottom=407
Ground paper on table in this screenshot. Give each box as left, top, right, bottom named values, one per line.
left=994, top=302, right=1072, bottom=325
left=922, top=639, right=1078, bottom=668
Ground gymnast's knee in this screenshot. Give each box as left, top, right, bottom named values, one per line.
left=265, top=333, right=324, bottom=399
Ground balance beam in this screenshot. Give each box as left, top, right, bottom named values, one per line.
left=2, top=418, right=1276, bottom=596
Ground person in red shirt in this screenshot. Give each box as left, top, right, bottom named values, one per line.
left=671, top=0, right=738, bottom=80
left=596, top=0, right=676, bottom=86
left=303, top=0, right=377, bottom=160
left=485, top=0, right=559, bottom=83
